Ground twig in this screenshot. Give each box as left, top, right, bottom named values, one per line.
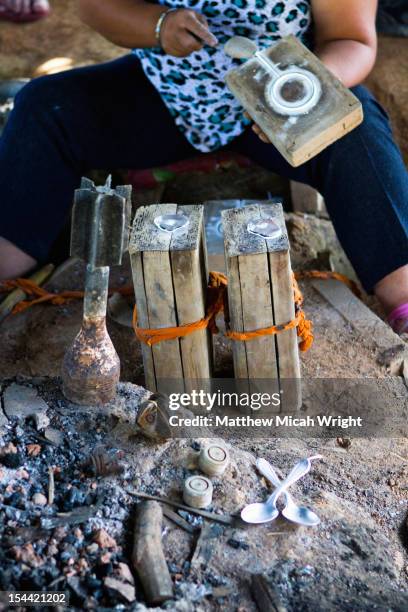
left=126, top=489, right=236, bottom=525
left=0, top=263, right=54, bottom=323
left=162, top=506, right=197, bottom=534
left=48, top=466, right=55, bottom=506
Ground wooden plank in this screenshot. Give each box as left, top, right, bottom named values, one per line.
left=223, top=203, right=300, bottom=405
left=238, top=253, right=278, bottom=380
left=170, top=205, right=212, bottom=383
left=129, top=203, right=178, bottom=252
left=130, top=203, right=212, bottom=390
left=143, top=249, right=183, bottom=382
left=222, top=205, right=280, bottom=382
left=226, top=35, right=363, bottom=167
left=130, top=204, right=181, bottom=389
left=290, top=181, right=327, bottom=216
left=269, top=251, right=302, bottom=410
left=312, top=279, right=408, bottom=374
left=131, top=501, right=173, bottom=605
left=225, top=253, right=248, bottom=379
left=130, top=252, right=156, bottom=390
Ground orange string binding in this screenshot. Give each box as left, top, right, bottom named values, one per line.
left=132, top=271, right=228, bottom=347
left=2, top=269, right=360, bottom=355
left=225, top=274, right=313, bottom=352
left=0, top=278, right=133, bottom=315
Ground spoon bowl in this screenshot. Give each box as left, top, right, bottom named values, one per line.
left=282, top=500, right=320, bottom=526
left=224, top=36, right=257, bottom=59
left=241, top=502, right=279, bottom=524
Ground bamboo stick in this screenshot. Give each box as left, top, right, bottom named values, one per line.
left=0, top=263, right=55, bottom=323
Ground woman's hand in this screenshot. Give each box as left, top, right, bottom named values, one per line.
left=243, top=112, right=271, bottom=144
left=160, top=9, right=218, bottom=57
left=78, top=0, right=217, bottom=51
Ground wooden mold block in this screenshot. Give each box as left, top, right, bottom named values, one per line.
left=129, top=204, right=212, bottom=392
left=222, top=203, right=301, bottom=410
left=226, top=35, right=363, bottom=167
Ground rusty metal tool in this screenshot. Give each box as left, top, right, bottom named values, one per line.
left=61, top=176, right=131, bottom=405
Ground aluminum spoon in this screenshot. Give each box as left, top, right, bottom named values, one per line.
left=241, top=455, right=322, bottom=524
left=256, top=457, right=320, bottom=526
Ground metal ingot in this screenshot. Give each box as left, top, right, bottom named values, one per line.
left=247, top=216, right=282, bottom=239
left=61, top=177, right=132, bottom=406
left=183, top=475, right=213, bottom=509
left=198, top=444, right=230, bottom=477
left=154, top=212, right=189, bottom=233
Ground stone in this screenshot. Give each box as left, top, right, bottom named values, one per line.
left=116, top=562, right=135, bottom=585
left=44, top=428, right=64, bottom=446
left=3, top=383, right=49, bottom=421
left=33, top=412, right=50, bottom=431
left=32, top=493, right=47, bottom=506
left=284, top=212, right=357, bottom=280
left=26, top=444, right=41, bottom=457
left=93, top=529, right=117, bottom=549
left=104, top=576, right=136, bottom=603
left=11, top=543, right=43, bottom=568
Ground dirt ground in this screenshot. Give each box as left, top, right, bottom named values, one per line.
left=0, top=5, right=407, bottom=610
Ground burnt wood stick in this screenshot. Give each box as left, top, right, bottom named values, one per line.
left=131, top=500, right=174, bottom=605
left=251, top=574, right=287, bottom=612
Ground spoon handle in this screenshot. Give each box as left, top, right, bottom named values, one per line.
left=267, top=458, right=311, bottom=506
left=256, top=458, right=291, bottom=506
left=256, top=458, right=281, bottom=488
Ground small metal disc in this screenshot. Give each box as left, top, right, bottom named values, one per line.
left=154, top=213, right=189, bottom=233
left=198, top=444, right=230, bottom=477
left=247, top=217, right=282, bottom=239
left=183, top=475, right=213, bottom=509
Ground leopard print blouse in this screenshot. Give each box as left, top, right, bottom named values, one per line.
left=135, top=1, right=312, bottom=152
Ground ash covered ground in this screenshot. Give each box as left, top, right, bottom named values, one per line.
left=0, top=378, right=407, bottom=611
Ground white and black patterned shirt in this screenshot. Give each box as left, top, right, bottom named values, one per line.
left=135, top=0, right=312, bottom=152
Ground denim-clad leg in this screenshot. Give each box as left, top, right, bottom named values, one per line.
left=0, top=55, right=195, bottom=262
left=231, top=85, right=408, bottom=292
left=1, top=55, right=407, bottom=293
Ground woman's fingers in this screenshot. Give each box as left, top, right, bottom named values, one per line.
left=252, top=123, right=271, bottom=143
left=187, top=12, right=218, bottom=46
left=175, top=31, right=204, bottom=55
left=161, top=9, right=217, bottom=56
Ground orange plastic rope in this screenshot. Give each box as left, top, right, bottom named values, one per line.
left=132, top=271, right=228, bottom=347
left=0, top=278, right=133, bottom=315
left=2, top=269, right=359, bottom=355
left=225, top=274, right=314, bottom=352
left=294, top=270, right=361, bottom=298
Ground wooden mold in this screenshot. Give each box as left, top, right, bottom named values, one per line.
left=226, top=35, right=363, bottom=167
left=222, top=203, right=301, bottom=410
left=129, top=204, right=212, bottom=392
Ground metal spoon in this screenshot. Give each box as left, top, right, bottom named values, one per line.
left=241, top=455, right=322, bottom=524
left=256, top=458, right=320, bottom=526
left=224, top=36, right=258, bottom=60
left=224, top=36, right=280, bottom=76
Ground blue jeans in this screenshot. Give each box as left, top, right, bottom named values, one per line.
left=0, top=54, right=407, bottom=292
